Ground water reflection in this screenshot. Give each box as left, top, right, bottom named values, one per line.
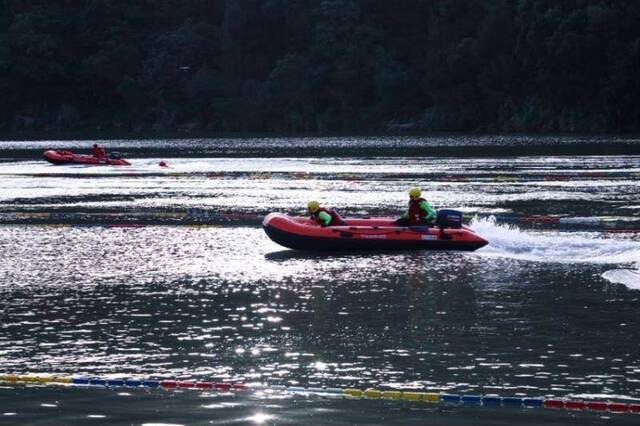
left=1, top=147, right=640, bottom=425
left=0, top=225, right=638, bottom=398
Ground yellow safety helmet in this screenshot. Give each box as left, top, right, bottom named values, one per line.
left=408, top=187, right=421, bottom=198
left=307, top=200, right=320, bottom=212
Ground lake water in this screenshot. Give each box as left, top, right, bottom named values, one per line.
left=0, top=136, right=639, bottom=425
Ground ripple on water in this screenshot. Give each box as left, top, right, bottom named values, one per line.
left=1, top=149, right=640, bottom=423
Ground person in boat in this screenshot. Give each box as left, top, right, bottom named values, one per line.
left=92, top=143, right=106, bottom=159
left=307, top=200, right=346, bottom=226
left=395, top=186, right=436, bottom=226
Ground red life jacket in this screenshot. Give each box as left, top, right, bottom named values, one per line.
left=93, top=146, right=106, bottom=158
left=313, top=207, right=344, bottom=225
left=408, top=197, right=429, bottom=225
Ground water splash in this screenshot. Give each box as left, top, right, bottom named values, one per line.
left=470, top=216, right=640, bottom=265
left=601, top=269, right=640, bottom=290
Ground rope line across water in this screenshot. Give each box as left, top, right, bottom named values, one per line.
left=1, top=374, right=639, bottom=415
left=3, top=171, right=639, bottom=182
left=1, top=211, right=639, bottom=232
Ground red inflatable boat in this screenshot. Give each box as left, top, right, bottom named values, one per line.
left=263, top=212, right=488, bottom=251
left=43, top=150, right=130, bottom=166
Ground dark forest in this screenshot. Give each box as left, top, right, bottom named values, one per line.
left=1, top=0, right=639, bottom=134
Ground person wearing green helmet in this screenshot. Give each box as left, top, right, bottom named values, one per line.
left=395, top=186, right=436, bottom=226
left=307, top=200, right=346, bottom=226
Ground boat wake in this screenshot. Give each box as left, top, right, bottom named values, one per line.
left=471, top=218, right=640, bottom=290
left=471, top=217, right=640, bottom=264
left=601, top=269, right=640, bottom=290
left=470, top=217, right=640, bottom=289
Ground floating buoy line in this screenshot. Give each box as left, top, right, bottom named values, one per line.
left=1, top=374, right=639, bottom=415
left=0, top=210, right=639, bottom=232
left=1, top=170, right=639, bottom=182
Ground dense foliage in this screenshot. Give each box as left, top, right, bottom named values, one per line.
left=0, top=0, right=639, bottom=134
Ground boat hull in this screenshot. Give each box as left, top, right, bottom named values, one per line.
left=263, top=213, right=488, bottom=252
left=43, top=150, right=130, bottom=166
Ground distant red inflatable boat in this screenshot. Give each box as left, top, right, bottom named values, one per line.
left=43, top=150, right=130, bottom=166
left=263, top=211, right=489, bottom=251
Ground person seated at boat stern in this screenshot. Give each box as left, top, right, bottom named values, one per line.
left=395, top=187, right=436, bottom=226
left=307, top=200, right=346, bottom=226
left=92, top=143, right=106, bottom=158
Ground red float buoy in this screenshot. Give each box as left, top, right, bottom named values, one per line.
left=544, top=399, right=564, bottom=409
left=586, top=401, right=607, bottom=411
left=565, top=400, right=586, bottom=410
left=196, top=382, right=213, bottom=389
left=608, top=402, right=629, bottom=413
left=232, top=383, right=249, bottom=390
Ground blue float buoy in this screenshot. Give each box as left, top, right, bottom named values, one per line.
left=503, top=397, right=523, bottom=406
left=462, top=395, right=482, bottom=405
left=523, top=398, right=544, bottom=407
left=442, top=394, right=461, bottom=404
left=482, top=396, right=502, bottom=406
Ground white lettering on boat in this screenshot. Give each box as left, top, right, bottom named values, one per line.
left=360, top=234, right=387, bottom=239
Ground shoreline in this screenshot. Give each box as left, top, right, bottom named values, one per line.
left=2, top=130, right=640, bottom=142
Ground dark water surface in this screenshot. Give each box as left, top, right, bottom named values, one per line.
left=1, top=134, right=640, bottom=159
left=0, top=137, right=639, bottom=425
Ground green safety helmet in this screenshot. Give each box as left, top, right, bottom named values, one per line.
left=307, top=200, right=320, bottom=212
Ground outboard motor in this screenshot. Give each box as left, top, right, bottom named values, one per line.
left=109, top=151, right=123, bottom=160
left=436, top=209, right=463, bottom=229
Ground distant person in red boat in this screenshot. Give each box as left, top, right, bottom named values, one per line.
left=92, top=143, right=106, bottom=159
left=307, top=200, right=346, bottom=227
left=395, top=186, right=436, bottom=226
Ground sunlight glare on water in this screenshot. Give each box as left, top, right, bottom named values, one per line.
left=0, top=138, right=639, bottom=425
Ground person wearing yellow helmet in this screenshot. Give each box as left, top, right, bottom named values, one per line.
left=395, top=186, right=436, bottom=226
left=307, top=200, right=346, bottom=226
